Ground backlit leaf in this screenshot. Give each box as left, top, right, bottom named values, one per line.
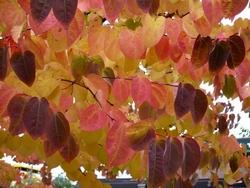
left=46, top=112, right=70, bottom=149
left=221, top=0, right=248, bottom=18
left=106, top=122, right=135, bottom=167
left=60, top=134, right=79, bottom=162
left=79, top=104, right=108, bottom=132
left=7, top=94, right=29, bottom=136
left=148, top=139, right=166, bottom=187
left=209, top=40, right=230, bottom=72
left=174, top=83, right=195, bottom=119
left=202, top=0, right=223, bottom=25
left=0, top=45, right=8, bottom=81
left=131, top=76, right=151, bottom=106
left=227, top=35, right=245, bottom=69
left=155, top=35, right=170, bottom=60
left=44, top=140, right=57, bottom=157
left=23, top=97, right=51, bottom=139
left=103, top=0, right=125, bottom=23
left=190, top=89, right=208, bottom=123
left=10, top=50, right=36, bottom=86
left=0, top=83, right=17, bottom=115
left=222, top=74, right=236, bottom=98
left=163, top=137, right=183, bottom=179
left=174, top=178, right=193, bottom=188
left=126, top=121, right=155, bottom=150
left=181, top=137, right=200, bottom=180
left=119, top=28, right=146, bottom=59
left=191, top=35, right=213, bottom=68
left=136, top=0, right=153, bottom=12
left=112, top=78, right=130, bottom=103
left=139, top=102, right=154, bottom=120
left=52, top=0, right=78, bottom=25
left=30, top=0, right=52, bottom=22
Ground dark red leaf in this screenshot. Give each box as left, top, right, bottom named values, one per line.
left=217, top=115, right=228, bottom=134
left=7, top=94, right=30, bottom=136
left=191, top=35, right=213, bottom=68
left=46, top=112, right=70, bottom=149
left=60, top=134, right=79, bottom=162
left=103, top=0, right=125, bottom=23
left=227, top=35, right=245, bottom=69
left=10, top=50, right=36, bottom=86
left=209, top=40, right=230, bottom=72
left=52, top=0, right=78, bottom=25
left=30, top=0, right=53, bottom=22
left=136, top=0, right=153, bottom=12
left=190, top=89, right=208, bottom=123
left=139, top=101, right=154, bottom=120
left=148, top=0, right=159, bottom=15
left=182, top=137, right=200, bottom=180
left=163, top=137, right=183, bottom=179
left=174, top=83, right=196, bottom=119
left=148, top=139, right=166, bottom=187
left=126, top=121, right=155, bottom=151
left=23, top=97, right=52, bottom=139
left=0, top=45, right=8, bottom=81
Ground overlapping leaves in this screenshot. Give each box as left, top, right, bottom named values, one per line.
left=148, top=137, right=200, bottom=187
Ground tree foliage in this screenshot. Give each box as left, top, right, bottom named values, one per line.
left=0, top=0, right=250, bottom=187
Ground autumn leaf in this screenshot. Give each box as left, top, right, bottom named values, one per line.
left=30, top=0, right=52, bottom=22
left=10, top=50, right=36, bottom=86
left=60, top=134, right=79, bottom=162
left=0, top=45, right=8, bottom=81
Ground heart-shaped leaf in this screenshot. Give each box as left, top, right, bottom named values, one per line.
left=7, top=94, right=30, bottom=136
left=191, top=35, right=213, bottom=68
left=227, top=35, right=245, bottom=69
left=60, top=134, right=79, bottom=162
left=209, top=40, right=230, bottom=72
left=30, top=0, right=52, bottom=22
left=52, top=0, right=78, bottom=25
left=46, top=111, right=70, bottom=149
left=148, top=139, right=166, bottom=187
left=23, top=97, right=52, bottom=139
left=181, top=137, right=200, bottom=180
left=174, top=83, right=196, bottom=119
left=10, top=50, right=36, bottom=86
left=163, top=137, right=183, bottom=179
left=190, top=89, right=208, bottom=123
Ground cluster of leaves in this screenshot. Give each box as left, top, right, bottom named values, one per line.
left=0, top=0, right=249, bottom=187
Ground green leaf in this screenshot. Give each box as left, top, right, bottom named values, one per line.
left=222, top=74, right=236, bottom=98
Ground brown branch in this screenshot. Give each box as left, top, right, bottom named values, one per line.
left=158, top=11, right=190, bottom=19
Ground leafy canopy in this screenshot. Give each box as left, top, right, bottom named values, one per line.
left=0, top=0, right=250, bottom=187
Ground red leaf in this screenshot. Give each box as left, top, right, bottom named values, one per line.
left=106, top=122, right=135, bottom=167
left=103, top=0, right=125, bottom=23
left=10, top=50, right=36, bottom=86
left=227, top=35, right=245, bottom=69
left=7, top=94, right=30, bottom=136
left=174, top=83, right=196, bottom=119
left=209, top=40, right=230, bottom=72
left=155, top=35, right=170, bottom=60
left=191, top=35, right=213, bottom=68
left=79, top=104, right=108, bottom=132
left=23, top=97, right=52, bottom=139
left=112, top=78, right=130, bottom=103
left=190, top=89, right=208, bottom=123
left=0, top=45, right=8, bottom=81
left=46, top=112, right=70, bottom=149
left=60, top=134, right=79, bottom=162
left=126, top=121, right=155, bottom=150
left=163, top=137, right=183, bottom=179
left=119, top=28, right=146, bottom=59
left=136, top=0, right=153, bottom=12
left=202, top=0, right=223, bottom=25
left=181, top=137, right=200, bottom=180
left=131, top=76, right=151, bottom=106
left=30, top=0, right=52, bottom=22
left=148, top=139, right=166, bottom=187
left=221, top=0, right=248, bottom=18
left=52, top=0, right=78, bottom=25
